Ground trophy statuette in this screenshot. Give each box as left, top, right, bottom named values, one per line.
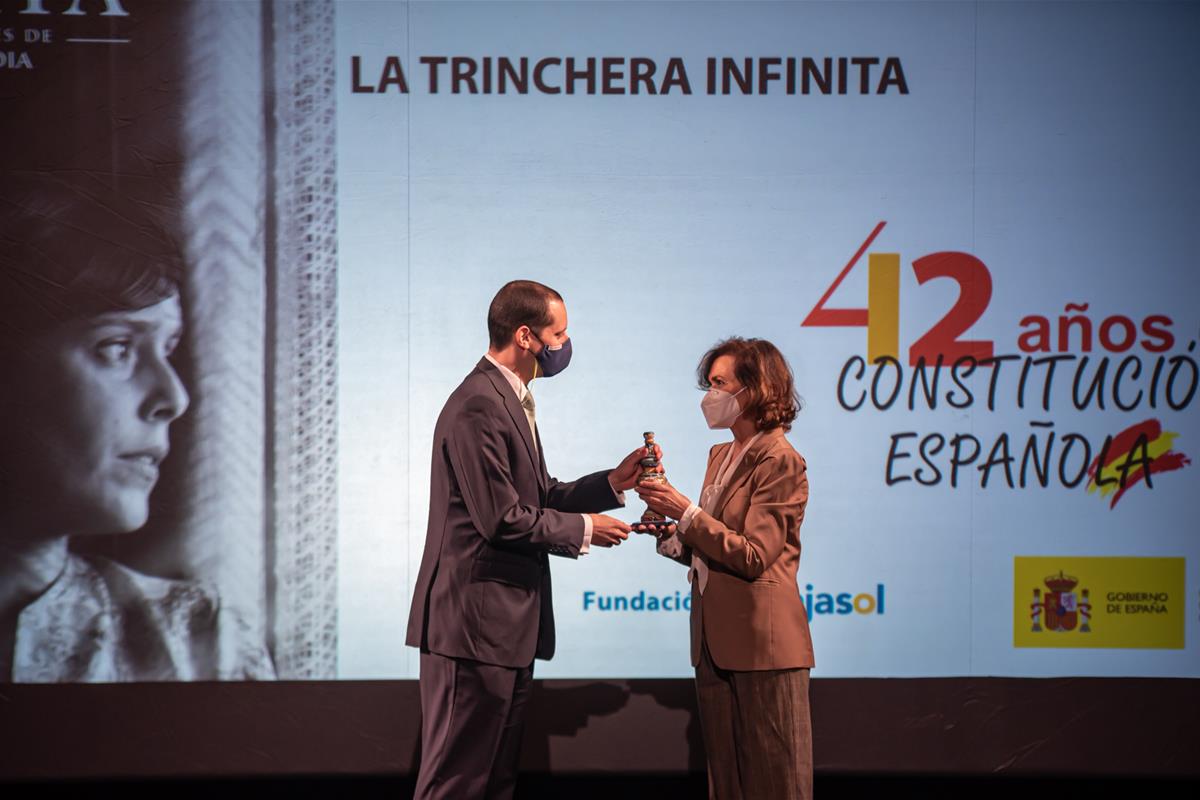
left=637, top=431, right=675, bottom=533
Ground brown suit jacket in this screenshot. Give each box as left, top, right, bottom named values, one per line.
left=674, top=428, right=813, bottom=671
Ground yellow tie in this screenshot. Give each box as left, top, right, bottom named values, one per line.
left=520, top=389, right=538, bottom=454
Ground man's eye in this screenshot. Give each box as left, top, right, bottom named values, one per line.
left=95, top=339, right=132, bottom=364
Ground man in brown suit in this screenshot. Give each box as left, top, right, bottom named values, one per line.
left=406, top=280, right=652, bottom=800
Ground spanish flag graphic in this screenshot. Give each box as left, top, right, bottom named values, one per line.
left=1086, top=419, right=1191, bottom=509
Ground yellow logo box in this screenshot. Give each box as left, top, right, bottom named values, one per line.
left=1013, top=557, right=1185, bottom=649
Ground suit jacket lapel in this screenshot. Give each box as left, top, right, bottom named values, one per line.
left=702, top=442, right=730, bottom=494
left=477, top=358, right=546, bottom=493
left=711, top=430, right=783, bottom=520
left=534, top=425, right=550, bottom=499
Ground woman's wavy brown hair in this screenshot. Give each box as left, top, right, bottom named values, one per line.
left=697, top=337, right=802, bottom=432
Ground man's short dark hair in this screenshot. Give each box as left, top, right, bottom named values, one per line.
left=487, top=280, right=563, bottom=349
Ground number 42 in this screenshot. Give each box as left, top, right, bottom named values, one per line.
left=801, top=221, right=995, bottom=366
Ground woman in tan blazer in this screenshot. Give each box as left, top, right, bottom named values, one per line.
left=636, top=337, right=813, bottom=800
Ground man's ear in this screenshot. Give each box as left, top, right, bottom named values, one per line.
left=515, top=325, right=532, bottom=350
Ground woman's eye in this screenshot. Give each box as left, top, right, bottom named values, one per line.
left=95, top=339, right=132, bottom=364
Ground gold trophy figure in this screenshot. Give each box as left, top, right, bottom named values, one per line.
left=637, top=431, right=675, bottom=533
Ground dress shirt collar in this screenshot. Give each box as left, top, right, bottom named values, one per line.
left=484, top=353, right=529, bottom=402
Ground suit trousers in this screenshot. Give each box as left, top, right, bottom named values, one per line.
left=414, top=650, right=534, bottom=800
left=695, top=639, right=813, bottom=800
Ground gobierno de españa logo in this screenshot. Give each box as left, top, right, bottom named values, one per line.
left=1013, top=556, right=1184, bottom=649
left=801, top=221, right=1194, bottom=507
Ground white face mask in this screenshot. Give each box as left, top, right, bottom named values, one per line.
left=701, top=387, right=745, bottom=429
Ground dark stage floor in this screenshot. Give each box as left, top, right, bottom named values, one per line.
left=4, top=775, right=1198, bottom=799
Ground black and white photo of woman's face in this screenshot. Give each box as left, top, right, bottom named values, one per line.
left=5, top=294, right=189, bottom=538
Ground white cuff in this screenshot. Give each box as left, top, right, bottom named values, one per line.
left=608, top=477, right=627, bottom=507
left=677, top=503, right=702, bottom=533
left=580, top=513, right=593, bottom=555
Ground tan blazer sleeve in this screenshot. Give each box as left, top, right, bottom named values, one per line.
left=680, top=450, right=808, bottom=580
left=654, top=443, right=722, bottom=568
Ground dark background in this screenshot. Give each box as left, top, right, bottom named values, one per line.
left=2, top=677, right=1197, bottom=796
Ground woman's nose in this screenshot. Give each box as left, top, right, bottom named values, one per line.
left=141, top=353, right=190, bottom=423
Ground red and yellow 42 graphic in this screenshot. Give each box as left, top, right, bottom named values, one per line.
left=802, top=221, right=993, bottom=366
